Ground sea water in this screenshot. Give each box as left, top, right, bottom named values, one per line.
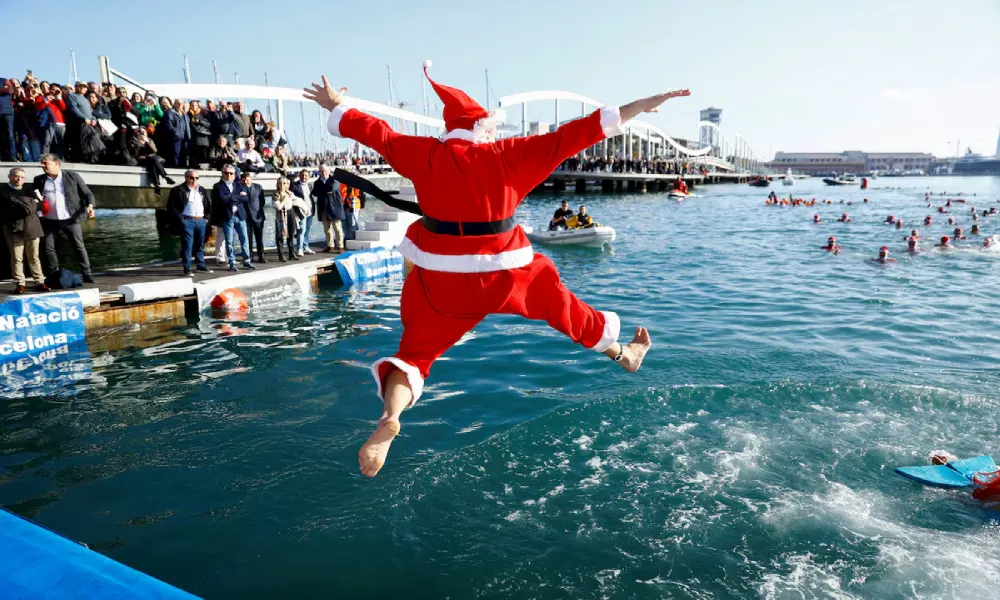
left=2, top=177, right=1000, bottom=599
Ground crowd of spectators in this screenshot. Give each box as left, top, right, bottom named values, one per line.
left=558, top=155, right=708, bottom=176
left=0, top=70, right=305, bottom=192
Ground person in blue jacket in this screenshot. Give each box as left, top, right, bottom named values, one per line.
left=241, top=171, right=268, bottom=263
left=211, top=165, right=254, bottom=271
left=0, top=78, right=15, bottom=161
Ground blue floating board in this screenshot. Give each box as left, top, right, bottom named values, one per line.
left=895, top=455, right=997, bottom=489
left=0, top=508, right=200, bottom=599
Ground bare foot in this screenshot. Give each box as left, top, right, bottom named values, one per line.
left=359, top=418, right=401, bottom=477
left=618, top=327, right=651, bottom=373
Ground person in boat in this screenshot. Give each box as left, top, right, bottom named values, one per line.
left=953, top=227, right=967, bottom=240
left=872, top=246, right=896, bottom=264
left=813, top=214, right=821, bottom=223
left=549, top=199, right=573, bottom=231
left=936, top=235, right=953, bottom=249
left=821, top=236, right=840, bottom=254
left=574, top=205, right=595, bottom=229
left=906, top=238, right=920, bottom=253
left=884, top=215, right=895, bottom=224
left=673, top=177, right=688, bottom=195
left=924, top=215, right=933, bottom=226
left=838, top=213, right=851, bottom=223
left=304, top=66, right=673, bottom=477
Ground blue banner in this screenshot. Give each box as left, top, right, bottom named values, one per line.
left=335, top=248, right=405, bottom=286
left=0, top=293, right=87, bottom=379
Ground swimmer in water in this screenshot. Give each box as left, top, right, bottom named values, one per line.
left=906, top=228, right=921, bottom=241
left=863, top=198, right=869, bottom=203
left=872, top=246, right=897, bottom=264
left=906, top=238, right=920, bottom=253
left=937, top=235, right=953, bottom=249
left=924, top=215, right=933, bottom=225
left=985, top=237, right=994, bottom=249
left=953, top=227, right=967, bottom=240
left=884, top=215, right=896, bottom=224
left=939, top=206, right=948, bottom=213
left=931, top=452, right=957, bottom=465
left=948, top=216, right=956, bottom=225
left=838, top=213, right=851, bottom=223
left=895, top=219, right=904, bottom=230
left=971, top=223, right=981, bottom=235
left=813, top=214, right=822, bottom=223
left=821, top=236, right=841, bottom=254
left=946, top=199, right=952, bottom=207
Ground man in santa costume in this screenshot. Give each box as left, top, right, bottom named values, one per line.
left=305, top=64, right=689, bottom=477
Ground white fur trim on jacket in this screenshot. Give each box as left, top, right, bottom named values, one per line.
left=442, top=128, right=477, bottom=142
left=371, top=357, right=424, bottom=407
left=327, top=105, right=352, bottom=138
left=592, top=310, right=620, bottom=352
left=396, top=237, right=535, bottom=273
left=599, top=106, right=625, bottom=138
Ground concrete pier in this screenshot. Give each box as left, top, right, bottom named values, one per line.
left=0, top=162, right=405, bottom=210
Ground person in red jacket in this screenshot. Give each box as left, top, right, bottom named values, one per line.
left=34, top=84, right=66, bottom=156
left=305, top=64, right=687, bottom=477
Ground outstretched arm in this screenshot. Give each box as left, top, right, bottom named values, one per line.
left=303, top=76, right=433, bottom=179
left=502, top=89, right=691, bottom=198
left=618, top=89, right=690, bottom=124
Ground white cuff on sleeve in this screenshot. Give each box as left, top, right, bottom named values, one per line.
left=599, top=106, right=625, bottom=138
left=327, top=105, right=352, bottom=138
left=592, top=310, right=621, bottom=353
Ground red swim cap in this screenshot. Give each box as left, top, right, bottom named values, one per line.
left=941, top=236, right=950, bottom=243
left=880, top=246, right=888, bottom=251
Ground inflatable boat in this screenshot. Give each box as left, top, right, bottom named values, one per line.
left=525, top=225, right=616, bottom=247
left=667, top=190, right=689, bottom=200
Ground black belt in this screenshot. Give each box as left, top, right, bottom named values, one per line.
left=421, top=216, right=516, bottom=236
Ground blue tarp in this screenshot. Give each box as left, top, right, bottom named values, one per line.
left=334, top=248, right=404, bottom=286
left=0, top=508, right=199, bottom=600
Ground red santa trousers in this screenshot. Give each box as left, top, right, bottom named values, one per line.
left=371, top=254, right=620, bottom=406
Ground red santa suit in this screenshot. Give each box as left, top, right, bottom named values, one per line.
left=327, top=63, right=624, bottom=406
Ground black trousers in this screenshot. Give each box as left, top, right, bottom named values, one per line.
left=41, top=218, right=90, bottom=275
left=246, top=221, right=265, bottom=260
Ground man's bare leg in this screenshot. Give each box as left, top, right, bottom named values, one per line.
left=359, top=368, right=412, bottom=477
left=603, top=327, right=652, bottom=373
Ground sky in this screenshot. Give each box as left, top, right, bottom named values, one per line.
left=2, top=0, right=998, bottom=160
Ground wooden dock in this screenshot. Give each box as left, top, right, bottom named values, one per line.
left=1, top=242, right=350, bottom=333
left=543, top=170, right=752, bottom=193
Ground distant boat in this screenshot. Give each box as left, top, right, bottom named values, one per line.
left=749, top=176, right=770, bottom=188
left=823, top=174, right=858, bottom=186
left=782, top=168, right=794, bottom=186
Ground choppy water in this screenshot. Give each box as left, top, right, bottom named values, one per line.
left=3, top=176, right=1000, bottom=599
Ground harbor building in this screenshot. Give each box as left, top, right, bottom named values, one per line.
left=767, top=151, right=935, bottom=175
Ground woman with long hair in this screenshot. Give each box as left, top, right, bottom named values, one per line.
left=273, top=176, right=301, bottom=262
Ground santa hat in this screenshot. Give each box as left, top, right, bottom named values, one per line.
left=423, top=60, right=499, bottom=142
